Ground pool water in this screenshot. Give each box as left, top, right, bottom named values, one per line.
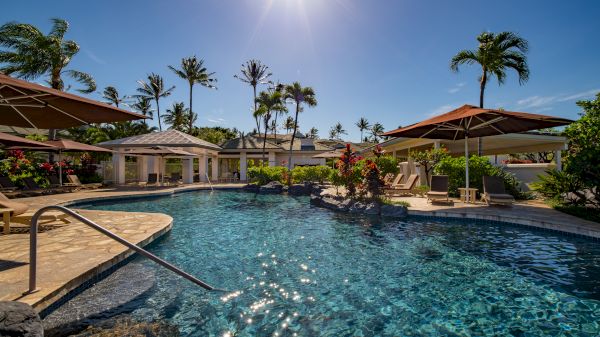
left=71, top=191, right=599, bottom=336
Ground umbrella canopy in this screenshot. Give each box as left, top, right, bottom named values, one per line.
left=44, top=139, right=113, bottom=153
left=382, top=104, right=573, bottom=202
left=0, top=132, right=57, bottom=148
left=0, top=74, right=147, bottom=128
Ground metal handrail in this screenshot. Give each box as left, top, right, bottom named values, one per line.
left=205, top=173, right=214, bottom=192
left=27, top=205, right=217, bottom=294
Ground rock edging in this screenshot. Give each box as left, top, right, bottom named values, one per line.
left=310, top=193, right=408, bottom=218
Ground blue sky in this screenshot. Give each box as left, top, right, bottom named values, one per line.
left=3, top=0, right=599, bottom=141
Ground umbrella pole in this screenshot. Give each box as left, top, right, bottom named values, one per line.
left=465, top=135, right=469, bottom=203
left=58, top=151, right=62, bottom=186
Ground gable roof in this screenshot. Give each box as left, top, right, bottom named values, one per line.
left=220, top=134, right=282, bottom=151
left=278, top=139, right=335, bottom=151
left=96, top=129, right=221, bottom=150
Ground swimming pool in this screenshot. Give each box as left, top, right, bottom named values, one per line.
left=48, top=191, right=600, bottom=336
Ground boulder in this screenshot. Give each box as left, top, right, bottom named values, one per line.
left=381, top=204, right=408, bottom=218
left=0, top=301, right=43, bottom=337
left=288, top=183, right=312, bottom=196
left=348, top=201, right=366, bottom=214
left=242, top=184, right=260, bottom=193
left=364, top=202, right=381, bottom=215
left=259, top=181, right=284, bottom=194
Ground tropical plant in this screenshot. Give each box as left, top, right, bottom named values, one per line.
left=191, top=126, right=238, bottom=145
left=247, top=165, right=288, bottom=185
left=329, top=122, right=346, bottom=140
left=284, top=116, right=296, bottom=134
left=255, top=88, right=286, bottom=160
left=169, top=56, right=217, bottom=132
left=530, top=170, right=585, bottom=205
left=291, top=165, right=332, bottom=184
left=335, top=144, right=362, bottom=196
left=361, top=159, right=385, bottom=200
left=284, top=82, right=317, bottom=180
left=409, top=147, right=450, bottom=186
left=356, top=117, right=370, bottom=142
left=450, top=31, right=529, bottom=109
left=306, top=127, right=319, bottom=139
left=370, top=123, right=385, bottom=143
left=136, top=73, right=175, bottom=131
left=102, top=86, right=130, bottom=108
left=131, top=96, right=154, bottom=124
left=0, top=18, right=96, bottom=93
left=234, top=60, right=272, bottom=137
left=163, top=102, right=189, bottom=131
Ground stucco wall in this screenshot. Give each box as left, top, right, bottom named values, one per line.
left=502, top=163, right=556, bottom=191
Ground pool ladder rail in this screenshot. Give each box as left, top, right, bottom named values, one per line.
left=205, top=173, right=214, bottom=192
left=25, top=205, right=219, bottom=295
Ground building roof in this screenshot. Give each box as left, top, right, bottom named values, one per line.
left=278, top=139, right=335, bottom=151
left=97, top=129, right=221, bottom=150
left=220, top=134, right=281, bottom=151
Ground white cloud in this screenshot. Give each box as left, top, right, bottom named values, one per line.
left=429, top=104, right=455, bottom=116
left=83, top=49, right=106, bottom=65
left=516, top=95, right=557, bottom=108
left=516, top=88, right=599, bottom=110
left=557, top=89, right=600, bottom=102
left=448, top=82, right=466, bottom=94
left=207, top=117, right=227, bottom=124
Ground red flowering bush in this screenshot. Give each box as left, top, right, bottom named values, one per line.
left=334, top=144, right=363, bottom=196
left=360, top=159, right=384, bottom=200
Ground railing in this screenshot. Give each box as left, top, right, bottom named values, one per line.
left=27, top=205, right=217, bottom=295
left=205, top=173, right=214, bottom=192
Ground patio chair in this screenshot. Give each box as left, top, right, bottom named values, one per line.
left=386, top=173, right=404, bottom=188
left=482, top=176, right=515, bottom=206
left=169, top=173, right=181, bottom=185
left=385, top=174, right=418, bottom=196
left=67, top=175, right=102, bottom=189
left=427, top=175, right=449, bottom=203
left=22, top=177, right=61, bottom=194
left=48, top=175, right=77, bottom=192
left=0, top=192, right=70, bottom=234
left=0, top=176, right=19, bottom=193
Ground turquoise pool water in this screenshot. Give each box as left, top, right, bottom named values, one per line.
left=74, top=191, right=599, bottom=336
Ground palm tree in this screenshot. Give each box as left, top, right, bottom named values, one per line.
left=255, top=89, right=286, bottom=160
left=329, top=122, right=346, bottom=140
left=163, top=102, right=189, bottom=132
left=131, top=97, right=154, bottom=125
left=169, top=56, right=217, bottom=133
left=102, top=86, right=130, bottom=108
left=234, top=60, right=272, bottom=137
left=0, top=18, right=96, bottom=93
left=307, top=127, right=318, bottom=139
left=450, top=31, right=529, bottom=108
left=284, top=116, right=296, bottom=134
left=356, top=117, right=370, bottom=142
left=136, top=73, right=175, bottom=131
left=370, top=123, right=385, bottom=143
left=284, top=82, right=317, bottom=176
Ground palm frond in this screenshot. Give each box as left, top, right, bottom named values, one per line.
left=64, top=69, right=96, bottom=93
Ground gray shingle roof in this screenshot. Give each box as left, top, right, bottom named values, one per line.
left=96, top=129, right=221, bottom=150
left=220, top=134, right=281, bottom=151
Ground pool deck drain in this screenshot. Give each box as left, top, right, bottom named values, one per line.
left=0, top=183, right=598, bottom=313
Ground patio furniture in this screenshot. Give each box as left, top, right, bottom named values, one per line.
left=427, top=175, right=449, bottom=203
left=482, top=176, right=514, bottom=206
left=22, top=177, right=58, bottom=194
left=169, top=173, right=181, bottom=185
left=1, top=207, right=13, bottom=234
left=385, top=174, right=418, bottom=196
left=0, top=176, right=19, bottom=192
left=386, top=173, right=404, bottom=188
left=48, top=175, right=77, bottom=192
left=67, top=175, right=102, bottom=189
left=458, top=187, right=478, bottom=204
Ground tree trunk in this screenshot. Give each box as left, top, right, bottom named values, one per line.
left=189, top=84, right=194, bottom=133
left=156, top=98, right=162, bottom=131
left=273, top=113, right=278, bottom=143
left=478, top=70, right=487, bottom=156
left=262, top=113, right=269, bottom=163
left=253, top=85, right=260, bottom=136
left=288, top=104, right=300, bottom=185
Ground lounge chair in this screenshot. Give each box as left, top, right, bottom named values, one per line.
left=427, top=175, right=449, bottom=203
left=386, top=173, right=404, bottom=188
left=145, top=173, right=159, bottom=187
left=67, top=175, right=102, bottom=189
left=385, top=174, right=418, bottom=196
left=48, top=175, right=78, bottom=192
left=0, top=192, right=70, bottom=234
left=0, top=176, right=19, bottom=193
left=482, top=176, right=515, bottom=206
left=22, top=177, right=60, bottom=194
left=168, top=172, right=181, bottom=185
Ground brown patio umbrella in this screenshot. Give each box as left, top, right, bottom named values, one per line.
left=0, top=132, right=57, bottom=148
left=383, top=104, right=573, bottom=201
left=0, top=74, right=147, bottom=128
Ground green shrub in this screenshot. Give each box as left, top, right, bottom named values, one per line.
left=373, top=155, right=400, bottom=177
left=531, top=169, right=586, bottom=205
left=434, top=155, right=527, bottom=199
left=291, top=165, right=333, bottom=184
left=247, top=165, right=288, bottom=185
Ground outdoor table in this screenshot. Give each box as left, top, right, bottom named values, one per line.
left=458, top=187, right=478, bottom=204
left=0, top=207, right=13, bottom=234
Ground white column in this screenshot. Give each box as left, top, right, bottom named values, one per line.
left=112, top=152, right=126, bottom=185
left=147, top=156, right=159, bottom=174
left=555, top=150, right=562, bottom=171
left=182, top=158, right=194, bottom=184
left=268, top=152, right=276, bottom=167
left=198, top=155, right=208, bottom=182
left=211, top=156, right=219, bottom=180
left=139, top=156, right=149, bottom=182
left=240, top=152, right=247, bottom=182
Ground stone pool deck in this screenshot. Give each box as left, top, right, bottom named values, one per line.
left=0, top=183, right=242, bottom=312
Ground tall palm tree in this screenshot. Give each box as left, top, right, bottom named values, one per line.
left=307, top=127, right=318, bottom=139
left=234, top=60, right=272, bottom=137
left=450, top=31, right=529, bottom=108
left=0, top=18, right=96, bottom=93
left=169, top=56, right=217, bottom=133
left=136, top=73, right=175, bottom=131
left=102, top=86, right=129, bottom=108
left=451, top=31, right=529, bottom=155
left=255, top=89, right=286, bottom=160
left=284, top=82, right=317, bottom=176
left=284, top=116, right=296, bottom=134
left=370, top=123, right=385, bottom=143
left=163, top=102, right=189, bottom=132
left=356, top=117, right=370, bottom=142
left=131, top=97, right=154, bottom=125
left=330, top=122, right=347, bottom=140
